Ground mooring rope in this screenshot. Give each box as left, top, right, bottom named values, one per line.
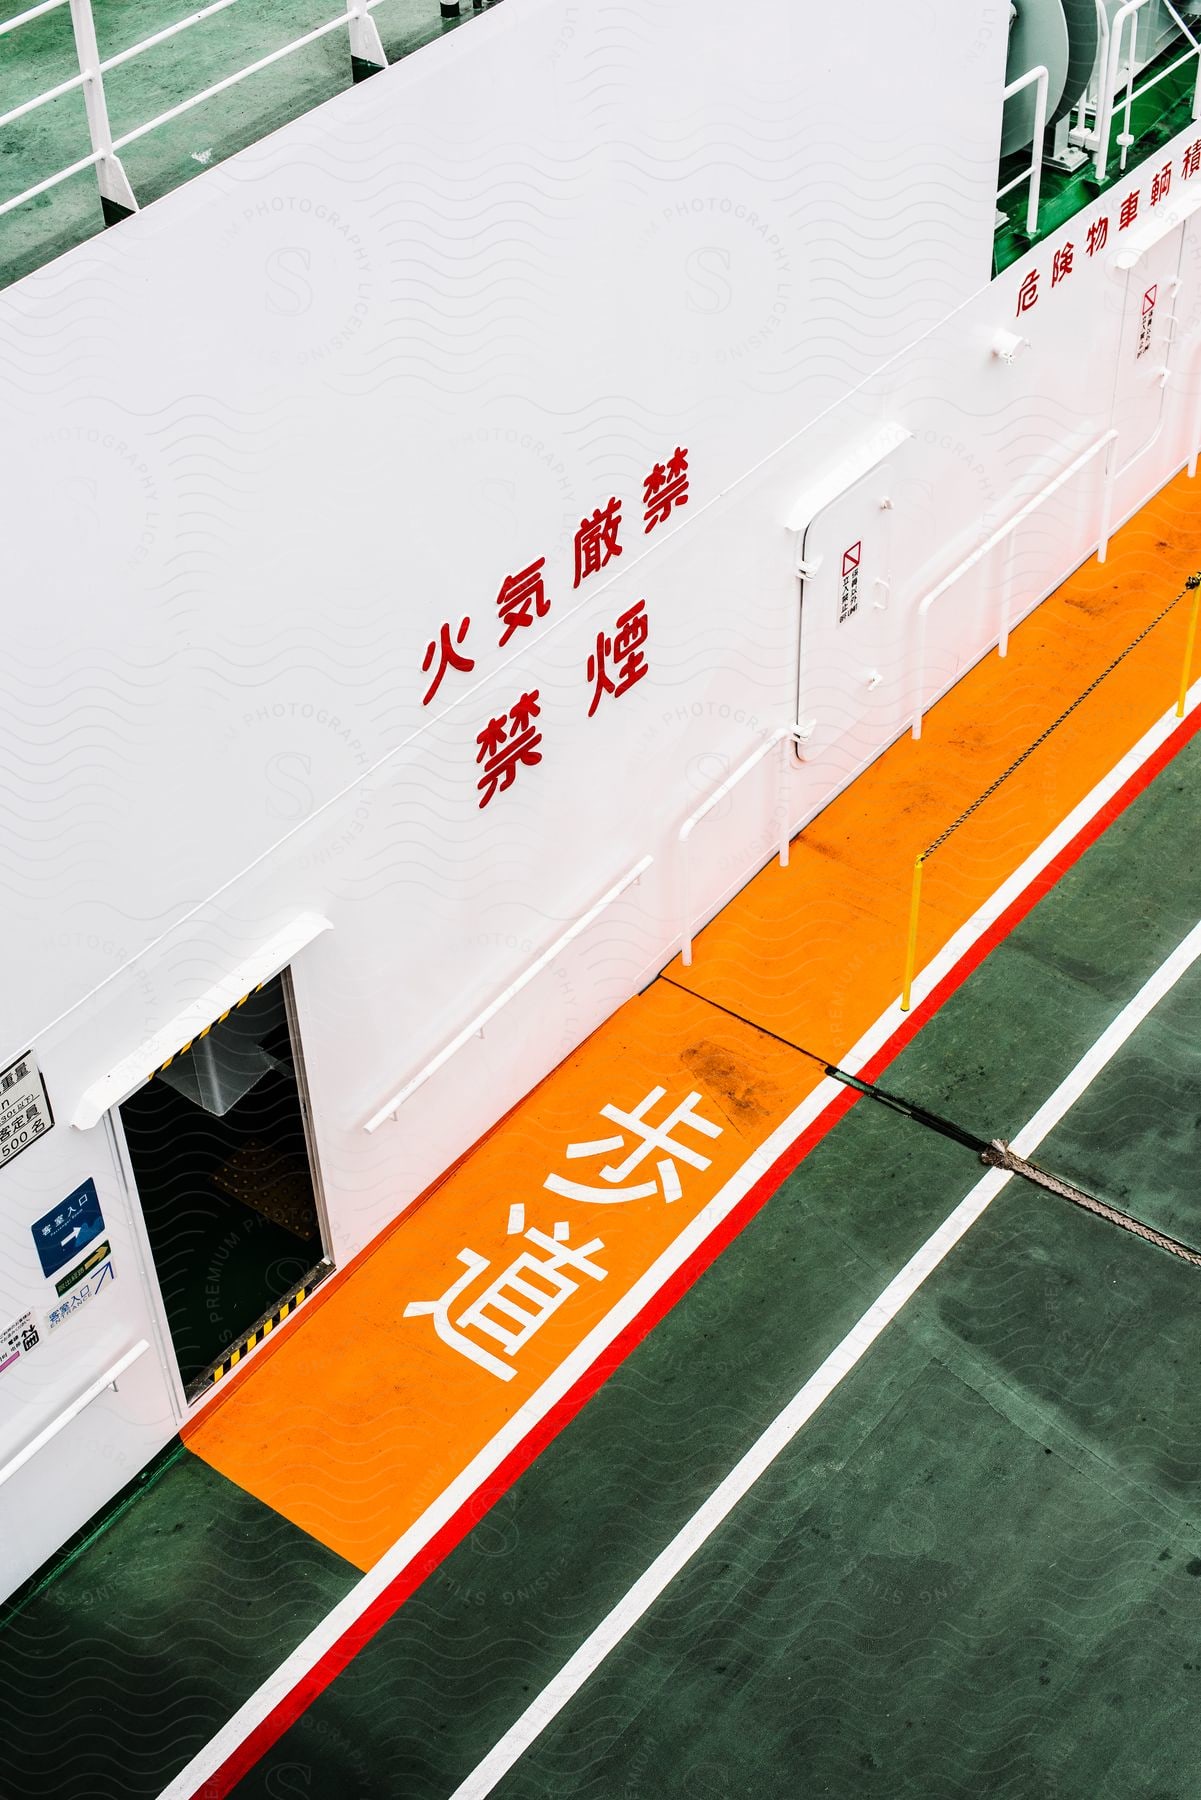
left=981, top=1139, right=1201, bottom=1270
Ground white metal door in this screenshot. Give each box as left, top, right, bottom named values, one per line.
left=794, top=446, right=909, bottom=782
left=1111, top=221, right=1186, bottom=485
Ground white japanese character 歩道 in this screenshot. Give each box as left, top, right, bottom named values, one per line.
left=544, top=1085, right=722, bottom=1205
left=403, top=1206, right=607, bottom=1382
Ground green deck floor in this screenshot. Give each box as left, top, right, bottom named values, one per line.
left=0, top=1447, right=358, bottom=1800
left=0, top=733, right=1198, bottom=1800
left=223, top=727, right=1201, bottom=1799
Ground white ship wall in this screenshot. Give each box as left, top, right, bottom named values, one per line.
left=1, top=0, right=1198, bottom=1593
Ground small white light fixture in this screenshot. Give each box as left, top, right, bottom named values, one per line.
left=991, top=329, right=1029, bottom=364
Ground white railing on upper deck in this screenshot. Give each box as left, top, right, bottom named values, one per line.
left=997, top=65, right=1050, bottom=236
left=0, top=0, right=485, bottom=225
left=998, top=1, right=1201, bottom=240
left=1096, top=0, right=1201, bottom=182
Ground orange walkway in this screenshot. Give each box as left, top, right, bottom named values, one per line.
left=185, top=467, right=1201, bottom=1571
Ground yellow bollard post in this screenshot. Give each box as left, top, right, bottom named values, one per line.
left=1176, top=574, right=1201, bottom=719
left=900, top=853, right=925, bottom=1013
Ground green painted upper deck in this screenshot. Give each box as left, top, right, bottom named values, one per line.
left=995, top=38, right=1201, bottom=275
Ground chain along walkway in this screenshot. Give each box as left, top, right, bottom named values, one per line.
left=221, top=620, right=1201, bottom=1800
left=184, top=467, right=1201, bottom=1567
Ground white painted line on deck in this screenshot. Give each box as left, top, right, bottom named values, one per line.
left=449, top=913, right=1201, bottom=1800
left=163, top=686, right=1200, bottom=1800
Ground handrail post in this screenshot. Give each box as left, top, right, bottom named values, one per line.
left=678, top=728, right=796, bottom=967
left=996, top=529, right=1017, bottom=659
left=1096, top=0, right=1148, bottom=183
left=67, top=0, right=137, bottom=224
left=912, top=606, right=929, bottom=740
left=1026, top=65, right=1048, bottom=236
left=997, top=65, right=1049, bottom=235
left=1189, top=354, right=1201, bottom=478
left=346, top=0, right=387, bottom=80
left=778, top=728, right=794, bottom=869
left=1097, top=430, right=1118, bottom=563
left=1177, top=576, right=1201, bottom=717
left=900, top=854, right=925, bottom=1013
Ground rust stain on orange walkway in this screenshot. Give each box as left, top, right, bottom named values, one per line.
left=187, top=466, right=1201, bottom=1570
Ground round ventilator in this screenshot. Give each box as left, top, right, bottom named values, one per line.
left=1050, top=0, right=1101, bottom=128
left=1002, top=0, right=1071, bottom=155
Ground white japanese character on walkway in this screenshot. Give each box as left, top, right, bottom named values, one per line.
left=403, top=1205, right=607, bottom=1383
left=544, top=1085, right=722, bottom=1205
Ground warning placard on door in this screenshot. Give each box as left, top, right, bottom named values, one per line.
left=839, top=542, right=862, bottom=623
left=0, top=1050, right=53, bottom=1174
left=0, top=1310, right=41, bottom=1378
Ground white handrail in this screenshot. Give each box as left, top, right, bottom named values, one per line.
left=0, top=0, right=69, bottom=38
left=1110, top=5, right=1201, bottom=165
left=0, top=1340, right=149, bottom=1491
left=1180, top=325, right=1201, bottom=478
left=363, top=855, right=654, bottom=1130
left=0, top=150, right=104, bottom=216
left=111, top=13, right=354, bottom=150
left=1165, top=0, right=1201, bottom=126
left=69, top=0, right=138, bottom=222
left=100, top=0, right=241, bottom=77
left=1096, top=0, right=1111, bottom=87
left=998, top=65, right=1050, bottom=236
left=0, top=0, right=484, bottom=229
left=910, top=431, right=1119, bottom=740
left=0, top=70, right=89, bottom=131
left=678, top=727, right=803, bottom=967
left=1096, top=0, right=1150, bottom=182
left=1061, top=0, right=1200, bottom=183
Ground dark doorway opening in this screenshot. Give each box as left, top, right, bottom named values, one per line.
left=119, top=971, right=328, bottom=1393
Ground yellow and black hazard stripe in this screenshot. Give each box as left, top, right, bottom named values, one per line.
left=208, top=1281, right=310, bottom=1388
left=153, top=982, right=266, bottom=1078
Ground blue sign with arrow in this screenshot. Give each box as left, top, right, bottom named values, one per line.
left=32, top=1179, right=106, bottom=1279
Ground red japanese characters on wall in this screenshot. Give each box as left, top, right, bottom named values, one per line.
left=643, top=448, right=689, bottom=533
left=476, top=691, right=542, bottom=810
left=418, top=451, right=689, bottom=807
left=574, top=498, right=623, bottom=588
left=1013, top=137, right=1201, bottom=320
left=586, top=601, right=650, bottom=718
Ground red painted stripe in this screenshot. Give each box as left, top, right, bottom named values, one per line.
left=197, top=701, right=1201, bottom=1800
